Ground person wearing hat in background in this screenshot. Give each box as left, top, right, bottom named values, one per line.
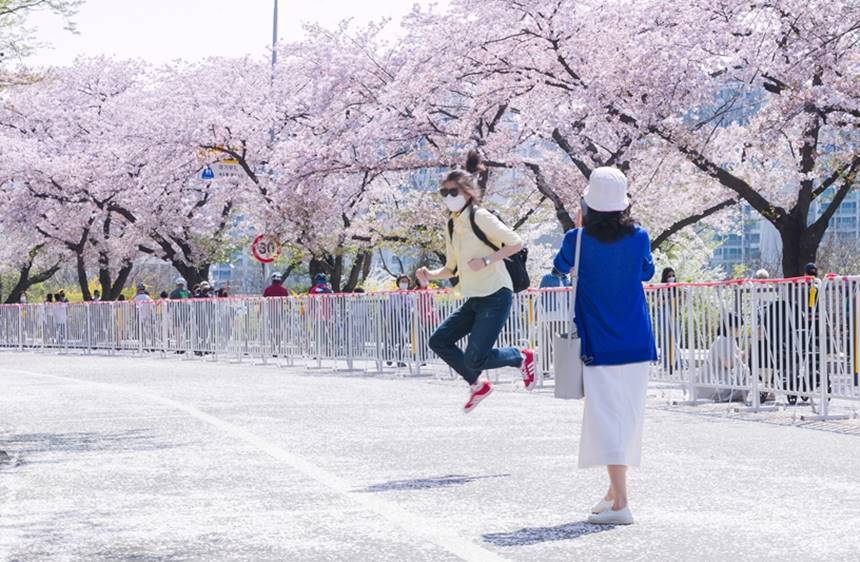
left=169, top=277, right=191, bottom=299
left=263, top=272, right=289, bottom=297
left=198, top=281, right=214, bottom=298
left=309, top=273, right=333, bottom=295
left=552, top=167, right=656, bottom=526
left=133, top=282, right=153, bottom=302
left=538, top=267, right=573, bottom=318
left=540, top=267, right=572, bottom=291
left=805, top=262, right=821, bottom=309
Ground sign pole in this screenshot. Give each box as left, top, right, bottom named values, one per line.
left=252, top=234, right=281, bottom=293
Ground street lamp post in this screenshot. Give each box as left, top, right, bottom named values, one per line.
left=272, top=0, right=279, bottom=72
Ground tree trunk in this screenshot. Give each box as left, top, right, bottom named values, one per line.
left=171, top=261, right=210, bottom=288
left=4, top=262, right=61, bottom=304
left=76, top=253, right=92, bottom=302
left=308, top=256, right=329, bottom=286
left=3, top=246, right=62, bottom=304
left=360, top=251, right=372, bottom=283
left=98, top=260, right=133, bottom=301
left=342, top=251, right=370, bottom=292
left=332, top=253, right=344, bottom=292
left=778, top=214, right=821, bottom=278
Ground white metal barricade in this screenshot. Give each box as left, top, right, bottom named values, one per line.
left=819, top=276, right=860, bottom=402
left=0, top=281, right=857, bottom=415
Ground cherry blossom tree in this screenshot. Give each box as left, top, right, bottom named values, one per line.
left=0, top=58, right=148, bottom=300
left=617, top=0, right=860, bottom=276
left=0, top=57, right=244, bottom=297
left=2, top=0, right=854, bottom=297
left=388, top=1, right=740, bottom=254
left=424, top=0, right=858, bottom=275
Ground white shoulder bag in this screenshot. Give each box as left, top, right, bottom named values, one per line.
left=554, top=228, right=584, bottom=399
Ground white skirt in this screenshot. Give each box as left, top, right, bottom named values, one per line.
left=578, top=362, right=650, bottom=468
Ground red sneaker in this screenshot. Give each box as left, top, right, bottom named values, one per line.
left=520, top=348, right=536, bottom=391
left=463, top=380, right=493, bottom=413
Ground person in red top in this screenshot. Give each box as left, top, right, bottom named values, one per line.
left=309, top=273, right=333, bottom=295
left=263, top=272, right=289, bottom=297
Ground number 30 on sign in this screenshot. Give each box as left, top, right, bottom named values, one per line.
left=251, top=235, right=281, bottom=263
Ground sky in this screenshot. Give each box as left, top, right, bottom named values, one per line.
left=24, top=0, right=449, bottom=67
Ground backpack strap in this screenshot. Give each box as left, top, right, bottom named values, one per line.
left=448, top=204, right=504, bottom=275
left=468, top=206, right=501, bottom=252
left=447, top=217, right=457, bottom=275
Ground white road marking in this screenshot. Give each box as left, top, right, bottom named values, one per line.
left=0, top=368, right=511, bottom=562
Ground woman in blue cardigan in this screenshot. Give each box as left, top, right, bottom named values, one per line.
left=553, top=167, right=657, bottom=526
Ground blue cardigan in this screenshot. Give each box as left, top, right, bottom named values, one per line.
left=553, top=226, right=657, bottom=366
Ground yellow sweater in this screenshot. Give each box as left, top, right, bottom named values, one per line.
left=445, top=207, right=523, bottom=298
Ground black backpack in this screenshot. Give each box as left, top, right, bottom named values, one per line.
left=447, top=206, right=530, bottom=293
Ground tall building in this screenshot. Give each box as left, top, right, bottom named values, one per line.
left=709, top=190, right=860, bottom=275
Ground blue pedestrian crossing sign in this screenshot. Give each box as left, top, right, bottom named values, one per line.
left=201, top=167, right=215, bottom=181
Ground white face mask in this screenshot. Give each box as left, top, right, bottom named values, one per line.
left=444, top=194, right=467, bottom=212
left=667, top=276, right=676, bottom=283
left=398, top=282, right=409, bottom=290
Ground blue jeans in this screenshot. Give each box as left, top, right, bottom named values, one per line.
left=428, top=288, right=523, bottom=384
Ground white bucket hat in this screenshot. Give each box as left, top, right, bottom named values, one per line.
left=583, top=167, right=630, bottom=212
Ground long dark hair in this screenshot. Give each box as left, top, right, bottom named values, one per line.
left=583, top=207, right=636, bottom=243
left=661, top=267, right=675, bottom=283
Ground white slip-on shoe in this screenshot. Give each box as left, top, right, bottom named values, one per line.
left=587, top=506, right=634, bottom=525
left=591, top=499, right=613, bottom=514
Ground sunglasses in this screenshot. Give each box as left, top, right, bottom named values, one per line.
left=439, top=187, right=460, bottom=197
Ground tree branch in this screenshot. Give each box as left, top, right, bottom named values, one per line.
left=650, top=197, right=739, bottom=250
left=810, top=157, right=860, bottom=236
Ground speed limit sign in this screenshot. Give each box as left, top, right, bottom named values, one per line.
left=251, top=234, right=281, bottom=264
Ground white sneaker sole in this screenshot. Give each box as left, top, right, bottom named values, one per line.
left=587, top=507, right=634, bottom=525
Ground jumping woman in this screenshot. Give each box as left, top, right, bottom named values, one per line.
left=417, top=151, right=536, bottom=413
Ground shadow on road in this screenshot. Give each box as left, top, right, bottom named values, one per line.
left=353, top=473, right=510, bottom=493
left=483, top=520, right=616, bottom=547
left=2, top=429, right=180, bottom=466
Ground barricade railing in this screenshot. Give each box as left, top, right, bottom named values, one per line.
left=645, top=276, right=860, bottom=417
left=1, top=281, right=857, bottom=416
